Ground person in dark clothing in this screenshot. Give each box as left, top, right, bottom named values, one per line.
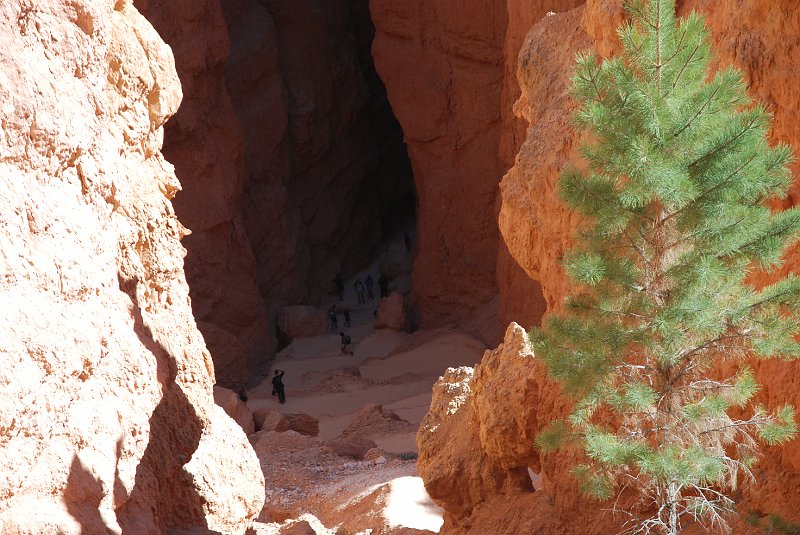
left=364, top=275, right=375, bottom=300
left=354, top=278, right=366, bottom=304
left=378, top=275, right=389, bottom=298
left=237, top=387, right=248, bottom=403
left=343, top=309, right=351, bottom=327
left=272, top=369, right=286, bottom=404
left=339, top=332, right=353, bottom=355
left=328, top=304, right=338, bottom=330
left=404, top=232, right=411, bottom=252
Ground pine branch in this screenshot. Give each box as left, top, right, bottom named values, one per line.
left=687, top=112, right=761, bottom=170
left=697, top=418, right=772, bottom=437
left=669, top=41, right=702, bottom=92
left=673, top=82, right=722, bottom=138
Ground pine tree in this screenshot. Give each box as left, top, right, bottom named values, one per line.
left=531, top=1, right=800, bottom=533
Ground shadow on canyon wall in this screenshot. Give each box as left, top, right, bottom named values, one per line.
left=59, top=274, right=210, bottom=534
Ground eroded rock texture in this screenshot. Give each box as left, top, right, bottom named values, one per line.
left=136, top=0, right=413, bottom=386
left=133, top=0, right=273, bottom=389
left=417, top=0, right=800, bottom=532
left=369, top=0, right=505, bottom=328
left=0, top=1, right=263, bottom=533
left=417, top=324, right=593, bottom=533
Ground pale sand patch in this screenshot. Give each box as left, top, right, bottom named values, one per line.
left=249, top=328, right=485, bottom=442
left=245, top=260, right=489, bottom=532
left=383, top=476, right=445, bottom=532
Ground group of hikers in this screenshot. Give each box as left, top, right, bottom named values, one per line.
left=327, top=271, right=390, bottom=337
left=333, top=274, right=389, bottom=304
left=271, top=265, right=406, bottom=404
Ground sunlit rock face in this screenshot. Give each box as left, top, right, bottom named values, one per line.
left=0, top=1, right=263, bottom=532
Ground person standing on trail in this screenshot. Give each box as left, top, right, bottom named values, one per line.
left=339, top=332, right=353, bottom=355
left=343, top=309, right=351, bottom=327
left=328, top=304, right=338, bottom=330
left=354, top=278, right=366, bottom=305
left=378, top=275, right=389, bottom=298
left=364, top=275, right=375, bottom=301
left=272, top=369, right=286, bottom=404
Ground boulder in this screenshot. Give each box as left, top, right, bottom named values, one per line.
left=327, top=437, right=377, bottom=460
left=213, top=386, right=255, bottom=435
left=253, top=408, right=290, bottom=433
left=284, top=413, right=319, bottom=437
left=277, top=306, right=328, bottom=339
left=375, top=292, right=407, bottom=331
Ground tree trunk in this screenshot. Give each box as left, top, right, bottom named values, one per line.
left=667, top=480, right=679, bottom=535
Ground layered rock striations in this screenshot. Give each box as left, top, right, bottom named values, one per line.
left=415, top=0, right=800, bottom=532
left=0, top=1, right=263, bottom=533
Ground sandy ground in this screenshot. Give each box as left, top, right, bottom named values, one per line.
left=244, top=254, right=487, bottom=534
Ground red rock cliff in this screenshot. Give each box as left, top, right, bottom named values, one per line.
left=414, top=0, right=800, bottom=532
left=133, top=0, right=273, bottom=389
left=369, top=0, right=506, bottom=328
left=0, top=1, right=263, bottom=532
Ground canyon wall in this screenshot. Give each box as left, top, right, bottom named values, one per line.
left=0, top=1, right=263, bottom=532
left=137, top=0, right=413, bottom=387
left=414, top=0, right=800, bottom=532
left=133, top=0, right=273, bottom=389
left=369, top=0, right=588, bottom=334
left=369, top=0, right=506, bottom=329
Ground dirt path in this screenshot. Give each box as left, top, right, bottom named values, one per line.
left=244, top=258, right=487, bottom=534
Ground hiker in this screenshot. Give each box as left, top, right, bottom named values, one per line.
left=354, top=278, right=366, bottom=304
left=328, top=304, right=338, bottom=330
left=237, top=387, right=248, bottom=403
left=339, top=332, right=353, bottom=355
left=364, top=275, right=375, bottom=300
left=333, top=274, right=344, bottom=301
left=378, top=275, right=389, bottom=298
left=272, top=369, right=286, bottom=404
left=404, top=232, right=411, bottom=252
left=343, top=309, right=351, bottom=327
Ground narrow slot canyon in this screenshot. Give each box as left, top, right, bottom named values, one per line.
left=4, top=0, right=800, bottom=534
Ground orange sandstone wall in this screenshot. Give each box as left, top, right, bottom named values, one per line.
left=0, top=1, right=263, bottom=532
left=421, top=0, right=800, bottom=532
left=136, top=0, right=411, bottom=387
left=369, top=0, right=506, bottom=328
left=136, top=0, right=414, bottom=387
left=369, top=0, right=585, bottom=334
left=133, top=0, right=274, bottom=389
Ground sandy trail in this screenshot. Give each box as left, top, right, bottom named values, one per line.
left=246, top=257, right=487, bottom=533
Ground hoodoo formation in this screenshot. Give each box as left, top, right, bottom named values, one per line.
left=3, top=0, right=800, bottom=534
